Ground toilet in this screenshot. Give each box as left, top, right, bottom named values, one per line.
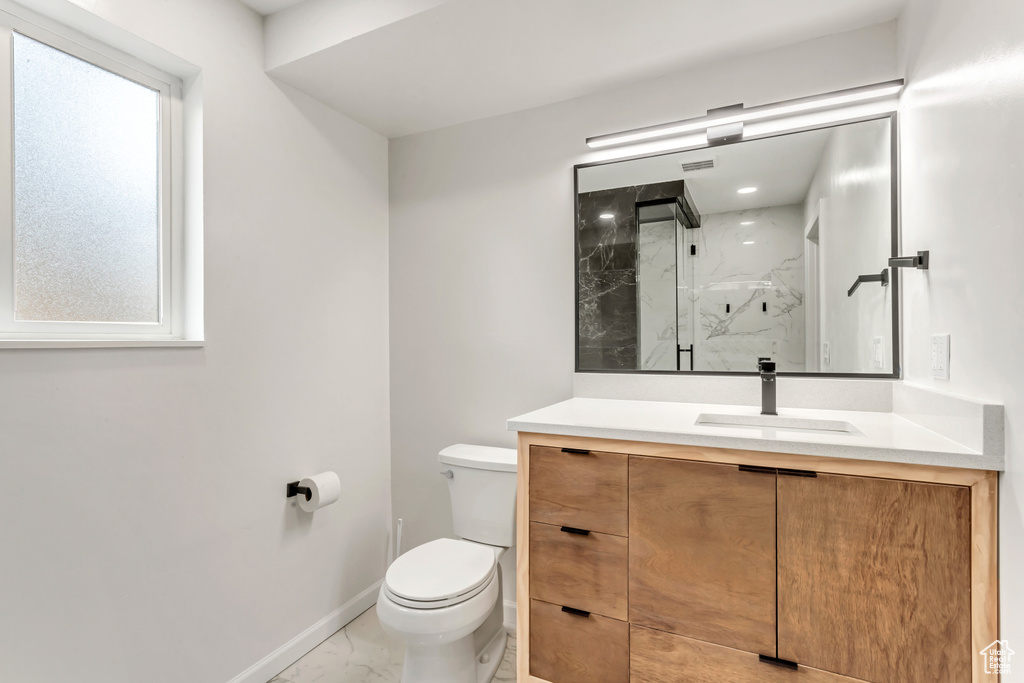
left=377, top=444, right=517, bottom=683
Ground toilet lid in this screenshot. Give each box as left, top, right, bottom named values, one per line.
left=385, top=538, right=497, bottom=602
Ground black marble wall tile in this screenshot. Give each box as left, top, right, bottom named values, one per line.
left=578, top=190, right=637, bottom=274
left=577, top=180, right=688, bottom=371
left=579, top=344, right=639, bottom=371
left=579, top=270, right=637, bottom=346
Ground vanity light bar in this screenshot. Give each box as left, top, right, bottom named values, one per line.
left=585, top=79, right=905, bottom=149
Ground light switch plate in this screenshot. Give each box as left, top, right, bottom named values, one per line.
left=873, top=337, right=885, bottom=369
left=931, top=334, right=950, bottom=380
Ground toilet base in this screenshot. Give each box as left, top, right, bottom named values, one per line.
left=475, top=626, right=508, bottom=683
left=400, top=627, right=507, bottom=683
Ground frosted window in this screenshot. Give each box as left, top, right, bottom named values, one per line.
left=13, top=33, right=160, bottom=323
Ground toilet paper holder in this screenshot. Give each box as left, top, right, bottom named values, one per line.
left=286, top=481, right=312, bottom=501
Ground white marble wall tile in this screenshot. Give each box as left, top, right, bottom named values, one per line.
left=691, top=205, right=806, bottom=371
left=638, top=219, right=678, bottom=370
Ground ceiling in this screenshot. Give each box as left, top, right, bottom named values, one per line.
left=261, top=0, right=906, bottom=138
left=238, top=0, right=305, bottom=14
left=579, top=126, right=835, bottom=215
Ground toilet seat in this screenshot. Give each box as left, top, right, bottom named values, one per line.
left=384, top=538, right=497, bottom=609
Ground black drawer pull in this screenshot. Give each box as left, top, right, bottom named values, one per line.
left=777, top=468, right=817, bottom=478
left=738, top=465, right=818, bottom=478
left=759, top=655, right=798, bottom=670
left=561, top=606, right=591, bottom=618
left=561, top=448, right=591, bottom=455
left=560, top=526, right=591, bottom=536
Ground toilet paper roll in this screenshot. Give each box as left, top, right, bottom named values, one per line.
left=297, top=471, right=341, bottom=513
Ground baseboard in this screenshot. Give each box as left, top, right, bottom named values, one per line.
left=503, top=599, right=517, bottom=636
left=227, top=579, right=383, bottom=683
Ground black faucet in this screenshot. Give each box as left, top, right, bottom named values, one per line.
left=758, top=359, right=777, bottom=416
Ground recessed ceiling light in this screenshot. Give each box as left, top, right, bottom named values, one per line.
left=743, top=241, right=755, bottom=245
left=599, top=213, right=615, bottom=219
left=738, top=187, right=758, bottom=194
left=741, top=221, right=755, bottom=225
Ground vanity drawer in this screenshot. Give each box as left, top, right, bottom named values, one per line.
left=529, top=521, right=628, bottom=620
left=530, top=599, right=628, bottom=683
left=630, top=625, right=868, bottom=683
left=529, top=445, right=628, bottom=536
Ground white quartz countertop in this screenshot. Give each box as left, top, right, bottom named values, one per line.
left=507, top=398, right=1004, bottom=471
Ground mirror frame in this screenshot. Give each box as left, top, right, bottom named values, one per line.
left=574, top=112, right=901, bottom=378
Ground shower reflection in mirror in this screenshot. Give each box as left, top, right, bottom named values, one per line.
left=576, top=116, right=896, bottom=376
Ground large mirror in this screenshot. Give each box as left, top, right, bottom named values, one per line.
left=576, top=115, right=897, bottom=376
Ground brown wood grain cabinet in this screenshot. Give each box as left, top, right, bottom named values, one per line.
left=529, top=521, right=628, bottom=620
left=629, top=456, right=777, bottom=655
left=630, top=625, right=870, bottom=683
left=529, top=599, right=628, bottom=683
left=777, top=473, right=973, bottom=683
left=529, top=445, right=628, bottom=536
left=517, top=433, right=998, bottom=683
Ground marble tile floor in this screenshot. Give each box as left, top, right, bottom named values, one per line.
left=269, top=606, right=516, bottom=683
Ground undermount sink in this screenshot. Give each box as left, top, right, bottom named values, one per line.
left=695, top=413, right=862, bottom=435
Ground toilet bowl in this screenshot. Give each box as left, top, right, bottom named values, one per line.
left=376, top=444, right=517, bottom=683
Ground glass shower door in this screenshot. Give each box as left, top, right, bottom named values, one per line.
left=636, top=202, right=680, bottom=371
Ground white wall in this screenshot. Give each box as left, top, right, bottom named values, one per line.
left=898, top=0, right=1024, bottom=662
left=388, top=22, right=898, bottom=609
left=0, top=1, right=392, bottom=682
left=804, top=119, right=894, bottom=374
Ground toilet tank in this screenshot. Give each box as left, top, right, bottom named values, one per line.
left=439, top=444, right=518, bottom=547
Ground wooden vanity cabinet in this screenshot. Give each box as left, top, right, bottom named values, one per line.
left=529, top=599, right=629, bottom=683
left=629, top=457, right=777, bottom=654
left=529, top=445, right=628, bottom=535
left=630, top=626, right=865, bottom=683
left=529, top=521, right=628, bottom=619
left=517, top=435, right=998, bottom=683
left=777, top=473, right=973, bottom=683
left=527, top=445, right=631, bottom=683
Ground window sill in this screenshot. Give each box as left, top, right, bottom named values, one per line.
left=0, top=338, right=204, bottom=349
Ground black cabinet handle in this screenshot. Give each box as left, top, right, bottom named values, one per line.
left=561, top=606, right=591, bottom=618
left=560, top=526, right=591, bottom=536
left=777, top=468, right=817, bottom=478
left=759, top=655, right=798, bottom=670
left=561, top=448, right=591, bottom=455
left=738, top=465, right=776, bottom=475
left=738, top=465, right=817, bottom=478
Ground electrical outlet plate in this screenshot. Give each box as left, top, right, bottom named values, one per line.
left=873, top=337, right=884, bottom=369
left=823, top=341, right=831, bottom=366
left=931, top=334, right=950, bottom=380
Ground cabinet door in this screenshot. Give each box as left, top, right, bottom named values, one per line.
left=530, top=446, right=628, bottom=536
left=530, top=599, right=629, bottom=683
left=629, top=457, right=777, bottom=655
left=777, top=473, right=972, bottom=683
left=630, top=625, right=870, bottom=683
left=529, top=521, right=629, bottom=620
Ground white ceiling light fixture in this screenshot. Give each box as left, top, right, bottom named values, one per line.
left=737, top=187, right=758, bottom=194
left=741, top=221, right=755, bottom=225
left=586, top=80, right=904, bottom=149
